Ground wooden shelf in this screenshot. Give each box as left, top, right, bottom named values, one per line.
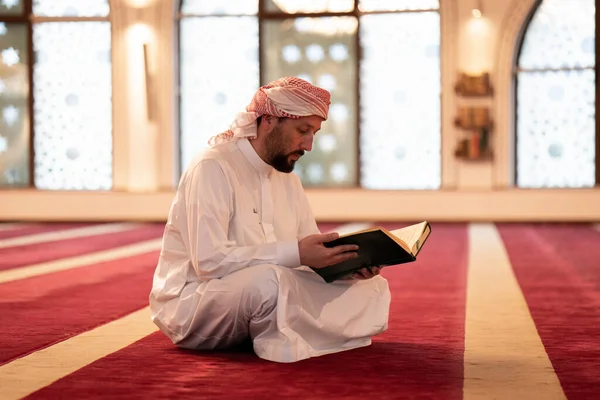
left=454, top=130, right=492, bottom=162
left=454, top=89, right=494, bottom=97
left=454, top=72, right=493, bottom=97
left=454, top=118, right=494, bottom=131
left=455, top=150, right=493, bottom=162
left=454, top=72, right=494, bottom=163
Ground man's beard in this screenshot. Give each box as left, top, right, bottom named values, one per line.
left=265, top=123, right=304, bottom=173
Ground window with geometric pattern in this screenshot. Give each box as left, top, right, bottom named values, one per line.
left=515, top=0, right=597, bottom=188
left=0, top=0, right=112, bottom=190
left=179, top=0, right=441, bottom=189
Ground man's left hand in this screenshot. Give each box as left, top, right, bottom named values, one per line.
left=350, top=266, right=381, bottom=280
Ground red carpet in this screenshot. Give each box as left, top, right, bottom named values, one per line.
left=0, top=225, right=164, bottom=271
left=374, top=222, right=468, bottom=398
left=1, top=222, right=598, bottom=399
left=498, top=224, right=600, bottom=399
left=0, top=251, right=159, bottom=365
left=24, top=224, right=469, bottom=400
left=0, top=223, right=92, bottom=240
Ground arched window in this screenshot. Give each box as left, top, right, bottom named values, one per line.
left=0, top=0, right=112, bottom=190
left=515, top=0, right=597, bottom=188
left=179, top=0, right=441, bottom=189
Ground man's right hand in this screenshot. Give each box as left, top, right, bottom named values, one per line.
left=298, top=232, right=359, bottom=269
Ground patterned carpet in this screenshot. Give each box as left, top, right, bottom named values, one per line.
left=0, top=221, right=598, bottom=399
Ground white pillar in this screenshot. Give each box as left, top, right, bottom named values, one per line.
left=110, top=0, right=178, bottom=192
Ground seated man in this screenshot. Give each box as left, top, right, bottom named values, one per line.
left=150, top=77, right=391, bottom=363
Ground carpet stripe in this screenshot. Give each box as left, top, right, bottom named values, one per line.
left=0, top=225, right=164, bottom=272
left=0, top=223, right=93, bottom=240
left=0, top=222, right=139, bottom=249
left=0, top=223, right=22, bottom=231
left=0, top=238, right=162, bottom=284
left=497, top=224, right=600, bottom=399
left=0, top=251, right=159, bottom=365
left=374, top=222, right=468, bottom=399
left=463, top=223, right=566, bottom=400
left=0, top=222, right=350, bottom=398
left=26, top=223, right=469, bottom=399
left=0, top=307, right=157, bottom=400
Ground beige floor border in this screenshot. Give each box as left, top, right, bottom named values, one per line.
left=0, top=239, right=162, bottom=284
left=0, top=223, right=141, bottom=249
left=463, top=223, right=566, bottom=399
left=0, top=307, right=158, bottom=400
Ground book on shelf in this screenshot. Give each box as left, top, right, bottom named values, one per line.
left=456, top=106, right=490, bottom=129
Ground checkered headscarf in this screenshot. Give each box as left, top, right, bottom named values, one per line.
left=208, top=77, right=331, bottom=146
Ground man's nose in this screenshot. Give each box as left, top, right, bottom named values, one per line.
left=301, top=136, right=313, bottom=152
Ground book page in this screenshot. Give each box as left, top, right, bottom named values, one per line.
left=390, top=222, right=429, bottom=256
left=333, top=223, right=376, bottom=236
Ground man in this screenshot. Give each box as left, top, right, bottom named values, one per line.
left=150, top=77, right=391, bottom=363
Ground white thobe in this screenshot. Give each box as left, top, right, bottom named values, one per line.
left=149, top=138, right=391, bottom=363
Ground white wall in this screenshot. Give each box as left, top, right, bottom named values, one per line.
left=2, top=0, right=599, bottom=222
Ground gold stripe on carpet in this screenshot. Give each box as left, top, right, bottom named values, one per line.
left=0, top=307, right=158, bottom=400
left=0, top=223, right=141, bottom=249
left=0, top=239, right=162, bottom=284
left=463, top=223, right=566, bottom=400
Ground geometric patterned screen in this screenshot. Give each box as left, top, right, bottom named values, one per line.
left=358, top=0, right=439, bottom=11
left=360, top=11, right=441, bottom=189
left=180, top=0, right=441, bottom=189
left=516, top=0, right=596, bottom=188
left=179, top=16, right=259, bottom=171
left=265, top=0, right=354, bottom=12
left=0, top=0, right=24, bottom=15
left=32, top=22, right=113, bottom=190
left=181, top=0, right=257, bottom=15
left=0, top=0, right=112, bottom=190
left=32, top=0, right=110, bottom=17
left=0, top=22, right=29, bottom=187
left=262, top=16, right=358, bottom=187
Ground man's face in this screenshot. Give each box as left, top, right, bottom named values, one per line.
left=265, top=115, right=323, bottom=173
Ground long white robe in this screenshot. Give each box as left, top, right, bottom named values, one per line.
left=149, top=138, right=391, bottom=363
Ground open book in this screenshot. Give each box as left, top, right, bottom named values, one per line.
left=312, top=221, right=432, bottom=283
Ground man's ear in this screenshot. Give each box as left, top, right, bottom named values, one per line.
left=263, top=115, right=279, bottom=133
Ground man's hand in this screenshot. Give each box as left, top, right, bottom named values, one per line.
left=349, top=266, right=381, bottom=280
left=299, top=232, right=358, bottom=269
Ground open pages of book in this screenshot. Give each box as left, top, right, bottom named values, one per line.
left=390, top=221, right=431, bottom=256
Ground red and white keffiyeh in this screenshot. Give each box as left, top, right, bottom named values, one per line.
left=208, top=77, right=331, bottom=146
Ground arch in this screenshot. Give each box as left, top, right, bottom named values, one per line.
left=515, top=0, right=595, bottom=188
left=492, top=0, right=537, bottom=188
